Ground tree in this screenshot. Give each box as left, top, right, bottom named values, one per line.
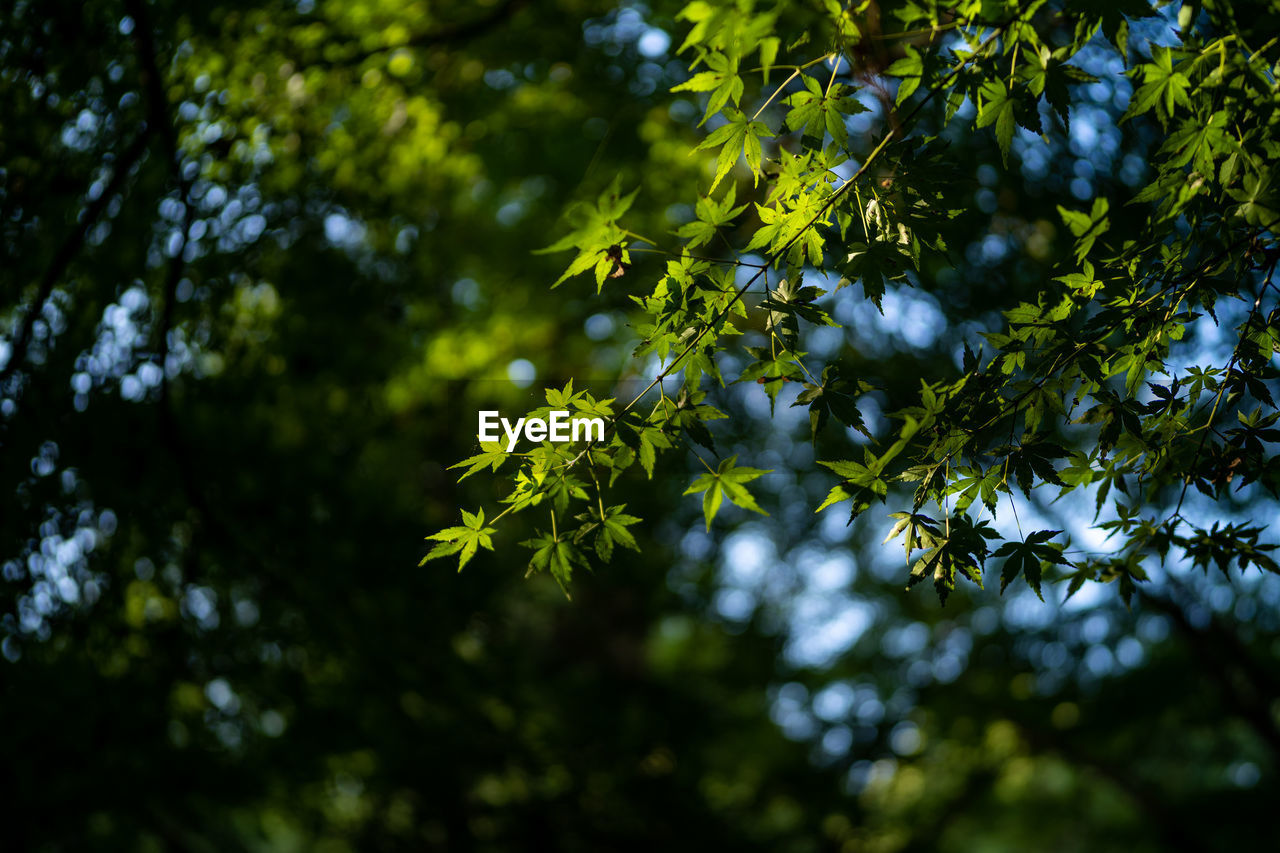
left=2, top=0, right=1277, bottom=850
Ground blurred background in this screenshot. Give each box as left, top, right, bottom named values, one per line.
left=1, top=0, right=1277, bottom=850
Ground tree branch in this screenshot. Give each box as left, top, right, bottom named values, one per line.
left=0, top=129, right=152, bottom=395
left=122, top=0, right=193, bottom=403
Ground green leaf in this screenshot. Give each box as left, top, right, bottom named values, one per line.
left=885, top=46, right=923, bottom=105
left=1121, top=46, right=1191, bottom=124
left=975, top=80, right=1016, bottom=165
left=676, top=182, right=749, bottom=248
left=672, top=50, right=744, bottom=124
left=818, top=458, right=886, bottom=494
left=521, top=530, right=589, bottom=592
left=683, top=454, right=771, bottom=529
left=738, top=344, right=804, bottom=413
left=422, top=508, right=497, bottom=572
left=784, top=75, right=867, bottom=147
left=573, top=503, right=642, bottom=562
left=695, top=108, right=774, bottom=192
left=792, top=364, right=868, bottom=440
left=448, top=442, right=509, bottom=481
left=992, top=530, right=1067, bottom=600
left=816, top=482, right=853, bottom=513
left=536, top=176, right=638, bottom=289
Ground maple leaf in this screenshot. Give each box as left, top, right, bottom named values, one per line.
left=422, top=508, right=496, bottom=572
left=683, top=455, right=771, bottom=530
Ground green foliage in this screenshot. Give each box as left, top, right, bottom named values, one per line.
left=783, top=74, right=866, bottom=148
left=521, top=528, right=589, bottom=590
left=993, top=529, right=1068, bottom=600
left=792, top=364, right=870, bottom=440
left=421, top=508, right=496, bottom=571
left=694, top=107, right=774, bottom=192
left=671, top=49, right=743, bottom=123
left=434, top=0, right=1280, bottom=609
left=676, top=182, right=749, bottom=247
left=683, top=454, right=771, bottom=530
left=536, top=177, right=639, bottom=290
left=572, top=502, right=642, bottom=561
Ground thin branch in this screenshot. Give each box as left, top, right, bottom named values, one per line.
left=964, top=217, right=1280, bottom=443
left=751, top=63, right=810, bottom=121
left=1171, top=259, right=1279, bottom=517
